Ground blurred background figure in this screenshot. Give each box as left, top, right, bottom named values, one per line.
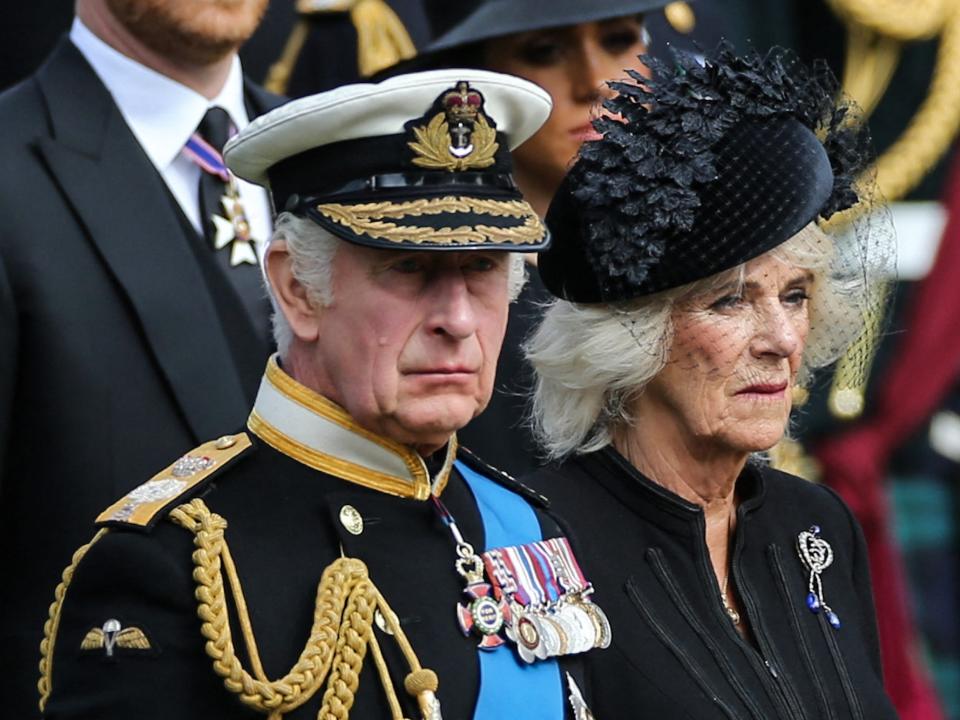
left=0, top=1, right=278, bottom=716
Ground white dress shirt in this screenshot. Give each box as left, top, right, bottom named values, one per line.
left=69, top=18, right=273, bottom=260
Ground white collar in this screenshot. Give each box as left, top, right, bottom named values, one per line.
left=69, top=17, right=251, bottom=173
left=247, top=356, right=457, bottom=500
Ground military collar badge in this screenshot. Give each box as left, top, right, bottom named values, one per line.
left=408, top=81, right=499, bottom=172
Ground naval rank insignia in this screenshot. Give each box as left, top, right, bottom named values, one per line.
left=408, top=81, right=499, bottom=172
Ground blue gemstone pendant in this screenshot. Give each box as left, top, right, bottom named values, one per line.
left=826, top=610, right=842, bottom=630
left=797, top=525, right=840, bottom=630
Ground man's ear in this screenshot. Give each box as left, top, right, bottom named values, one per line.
left=265, top=239, right=321, bottom=343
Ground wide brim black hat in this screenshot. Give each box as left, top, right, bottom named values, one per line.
left=538, top=43, right=873, bottom=302
left=225, top=69, right=552, bottom=252
left=426, top=0, right=671, bottom=53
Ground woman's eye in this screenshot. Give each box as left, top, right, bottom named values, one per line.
left=519, top=38, right=564, bottom=66
left=709, top=293, right=744, bottom=310
left=783, top=289, right=810, bottom=306
left=602, top=29, right=642, bottom=54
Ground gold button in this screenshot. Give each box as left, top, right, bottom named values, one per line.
left=339, top=505, right=364, bottom=535
left=215, top=435, right=237, bottom=450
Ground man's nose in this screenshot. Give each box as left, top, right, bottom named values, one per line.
left=426, top=274, right=478, bottom=340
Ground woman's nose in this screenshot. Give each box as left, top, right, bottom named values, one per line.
left=571, top=40, right=613, bottom=103
left=751, top=305, right=802, bottom=358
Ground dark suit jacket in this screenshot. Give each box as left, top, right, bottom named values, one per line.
left=0, top=38, right=281, bottom=717
left=525, top=448, right=899, bottom=719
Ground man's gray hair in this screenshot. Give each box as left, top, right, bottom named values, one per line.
left=526, top=223, right=871, bottom=460
left=267, top=212, right=529, bottom=356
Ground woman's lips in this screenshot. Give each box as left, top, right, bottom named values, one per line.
left=737, top=381, right=789, bottom=396
left=570, top=123, right=602, bottom=142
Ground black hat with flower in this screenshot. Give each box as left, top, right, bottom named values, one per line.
left=538, top=42, right=876, bottom=303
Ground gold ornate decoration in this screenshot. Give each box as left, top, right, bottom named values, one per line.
left=265, top=0, right=416, bottom=94
left=409, top=112, right=499, bottom=172
left=39, top=528, right=110, bottom=711
left=96, top=434, right=251, bottom=527
left=168, top=498, right=442, bottom=720
left=664, top=2, right=696, bottom=34
left=316, top=196, right=544, bottom=246
left=408, top=81, right=500, bottom=172
left=80, top=621, right=151, bottom=656
left=812, top=0, right=960, bottom=423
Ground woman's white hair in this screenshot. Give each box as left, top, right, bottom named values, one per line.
left=267, top=212, right=529, bottom=356
left=526, top=223, right=873, bottom=460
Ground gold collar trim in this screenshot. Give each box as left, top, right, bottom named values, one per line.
left=247, top=356, right=456, bottom=499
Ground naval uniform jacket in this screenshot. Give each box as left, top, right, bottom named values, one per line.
left=40, top=361, right=590, bottom=719
left=0, top=38, right=281, bottom=716
left=525, top=447, right=899, bottom=720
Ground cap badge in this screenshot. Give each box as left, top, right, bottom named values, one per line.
left=409, top=81, right=499, bottom=172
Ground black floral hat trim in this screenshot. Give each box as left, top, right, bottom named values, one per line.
left=568, top=41, right=871, bottom=297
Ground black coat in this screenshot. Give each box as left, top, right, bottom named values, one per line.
left=39, top=436, right=588, bottom=719
left=0, top=39, right=280, bottom=717
left=525, top=448, right=899, bottom=720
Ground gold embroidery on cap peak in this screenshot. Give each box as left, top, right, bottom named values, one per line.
left=315, top=196, right=544, bottom=245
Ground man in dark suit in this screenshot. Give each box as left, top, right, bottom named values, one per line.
left=0, top=0, right=281, bottom=714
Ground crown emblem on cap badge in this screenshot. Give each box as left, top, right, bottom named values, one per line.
left=408, top=81, right=499, bottom=172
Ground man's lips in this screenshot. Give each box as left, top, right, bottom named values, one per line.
left=404, top=366, right=479, bottom=375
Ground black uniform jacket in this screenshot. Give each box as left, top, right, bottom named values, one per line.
left=525, top=447, right=900, bottom=720
left=0, top=38, right=280, bottom=715
left=39, top=366, right=590, bottom=719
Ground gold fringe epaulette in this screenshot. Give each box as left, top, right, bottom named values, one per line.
left=95, top=433, right=252, bottom=529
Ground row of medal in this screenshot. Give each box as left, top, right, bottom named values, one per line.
left=456, top=535, right=611, bottom=663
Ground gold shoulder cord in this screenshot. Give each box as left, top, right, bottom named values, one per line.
left=168, top=498, right=439, bottom=719
left=826, top=0, right=960, bottom=419
left=37, top=500, right=440, bottom=719
left=265, top=0, right=416, bottom=94
left=769, top=3, right=960, bottom=477
left=38, top=528, right=110, bottom=711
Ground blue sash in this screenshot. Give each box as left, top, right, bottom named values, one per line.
left=454, top=460, right=564, bottom=720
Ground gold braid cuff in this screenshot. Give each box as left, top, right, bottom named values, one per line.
left=316, top=196, right=546, bottom=246
left=38, top=528, right=110, bottom=711
left=169, top=498, right=441, bottom=719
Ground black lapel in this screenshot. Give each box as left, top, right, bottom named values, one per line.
left=32, top=39, right=250, bottom=440
left=243, top=77, right=286, bottom=117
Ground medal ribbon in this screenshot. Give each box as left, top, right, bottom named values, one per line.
left=182, top=133, right=232, bottom=183
left=483, top=537, right=589, bottom=608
